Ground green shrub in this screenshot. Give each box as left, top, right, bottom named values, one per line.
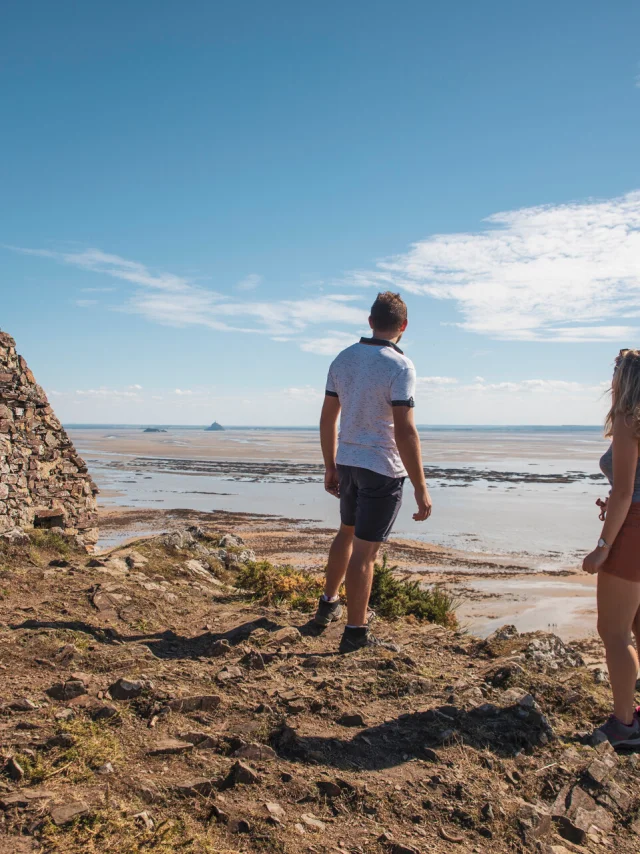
left=237, top=555, right=457, bottom=627
left=369, top=554, right=457, bottom=628
left=236, top=560, right=323, bottom=611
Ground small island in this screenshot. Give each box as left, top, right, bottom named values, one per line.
left=204, top=421, right=225, bottom=432
left=143, top=427, right=168, bottom=433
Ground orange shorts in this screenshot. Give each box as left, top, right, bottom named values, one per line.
left=601, top=504, right=640, bottom=581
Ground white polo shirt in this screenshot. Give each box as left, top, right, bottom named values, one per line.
left=325, top=337, right=416, bottom=479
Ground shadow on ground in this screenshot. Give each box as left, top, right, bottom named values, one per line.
left=272, top=702, right=553, bottom=768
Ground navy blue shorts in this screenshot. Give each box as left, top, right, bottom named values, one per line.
left=338, top=465, right=405, bottom=543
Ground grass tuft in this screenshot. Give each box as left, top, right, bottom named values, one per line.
left=16, top=719, right=123, bottom=785
left=40, top=809, right=222, bottom=853
left=28, top=529, right=73, bottom=556
left=370, top=554, right=457, bottom=628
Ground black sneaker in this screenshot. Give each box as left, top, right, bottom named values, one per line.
left=313, top=596, right=343, bottom=627
left=338, top=625, right=400, bottom=654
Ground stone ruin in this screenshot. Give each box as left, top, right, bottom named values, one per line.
left=0, top=330, right=98, bottom=547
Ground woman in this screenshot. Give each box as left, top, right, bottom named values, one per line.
left=583, top=349, right=640, bottom=746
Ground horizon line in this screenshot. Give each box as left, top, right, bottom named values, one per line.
left=63, top=422, right=604, bottom=429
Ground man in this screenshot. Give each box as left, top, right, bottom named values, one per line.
left=315, top=291, right=432, bottom=652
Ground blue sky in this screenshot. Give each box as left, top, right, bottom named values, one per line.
left=1, top=0, right=639, bottom=425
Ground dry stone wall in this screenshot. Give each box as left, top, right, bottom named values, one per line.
left=0, top=331, right=98, bottom=546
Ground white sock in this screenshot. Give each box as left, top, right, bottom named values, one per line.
left=322, top=594, right=339, bottom=603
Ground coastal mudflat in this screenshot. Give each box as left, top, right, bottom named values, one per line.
left=98, top=504, right=598, bottom=642
left=71, top=426, right=607, bottom=641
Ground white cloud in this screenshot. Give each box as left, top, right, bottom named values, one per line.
left=282, top=385, right=323, bottom=401
left=299, top=331, right=362, bottom=356
left=349, top=190, right=640, bottom=342
left=235, top=273, right=262, bottom=291
left=417, top=376, right=459, bottom=386
left=72, top=387, right=142, bottom=399
left=127, top=384, right=143, bottom=390
left=74, top=299, right=97, bottom=307
left=174, top=388, right=194, bottom=396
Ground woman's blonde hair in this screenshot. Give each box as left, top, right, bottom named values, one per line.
left=605, top=349, right=640, bottom=438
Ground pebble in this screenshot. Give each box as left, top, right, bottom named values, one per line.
left=96, top=762, right=114, bottom=775
left=223, top=760, right=261, bottom=787
left=301, top=813, right=326, bottom=831
left=54, top=708, right=75, bottom=722
left=109, top=678, right=144, bottom=701
left=337, top=712, right=365, bottom=727
left=45, top=680, right=87, bottom=702
left=266, top=801, right=286, bottom=818
left=147, top=738, right=194, bottom=756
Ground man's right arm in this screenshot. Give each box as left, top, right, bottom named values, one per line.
left=320, top=394, right=341, bottom=497
left=393, top=406, right=431, bottom=521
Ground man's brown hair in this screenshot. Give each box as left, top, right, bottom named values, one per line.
left=370, top=291, right=407, bottom=333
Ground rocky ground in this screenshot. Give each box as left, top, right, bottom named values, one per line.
left=0, top=516, right=637, bottom=854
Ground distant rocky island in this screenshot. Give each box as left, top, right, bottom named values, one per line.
left=143, top=427, right=168, bottom=433
left=204, top=421, right=225, bottom=432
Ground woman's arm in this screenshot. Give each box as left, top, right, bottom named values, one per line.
left=600, top=416, right=638, bottom=544
left=583, top=416, right=638, bottom=573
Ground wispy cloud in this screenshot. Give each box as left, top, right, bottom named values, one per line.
left=417, top=376, right=459, bottom=386
left=417, top=375, right=607, bottom=396
left=62, top=386, right=143, bottom=400
left=8, top=245, right=367, bottom=344
left=299, top=331, right=361, bottom=356
left=349, top=190, right=640, bottom=342
left=74, top=299, right=97, bottom=308
left=174, top=388, right=194, bottom=396
left=283, top=385, right=323, bottom=401
left=8, top=246, right=196, bottom=293
left=235, top=273, right=262, bottom=292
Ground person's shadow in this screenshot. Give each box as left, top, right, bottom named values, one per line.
left=270, top=701, right=553, bottom=769
left=11, top=616, right=286, bottom=660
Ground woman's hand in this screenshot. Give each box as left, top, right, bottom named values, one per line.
left=596, top=497, right=609, bottom=521
left=582, top=547, right=609, bottom=574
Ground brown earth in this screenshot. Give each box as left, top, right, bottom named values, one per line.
left=0, top=512, right=637, bottom=854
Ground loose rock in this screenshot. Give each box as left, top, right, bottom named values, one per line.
left=50, top=801, right=90, bottom=826
left=109, top=677, right=144, bottom=701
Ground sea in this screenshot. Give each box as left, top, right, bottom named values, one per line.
left=68, top=424, right=609, bottom=572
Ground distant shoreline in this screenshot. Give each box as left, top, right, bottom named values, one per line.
left=64, top=423, right=604, bottom=432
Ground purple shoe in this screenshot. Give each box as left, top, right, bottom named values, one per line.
left=594, top=714, right=640, bottom=748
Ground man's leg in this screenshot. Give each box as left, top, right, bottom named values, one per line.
left=345, top=536, right=381, bottom=626
left=323, top=523, right=355, bottom=600
left=338, top=469, right=404, bottom=653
